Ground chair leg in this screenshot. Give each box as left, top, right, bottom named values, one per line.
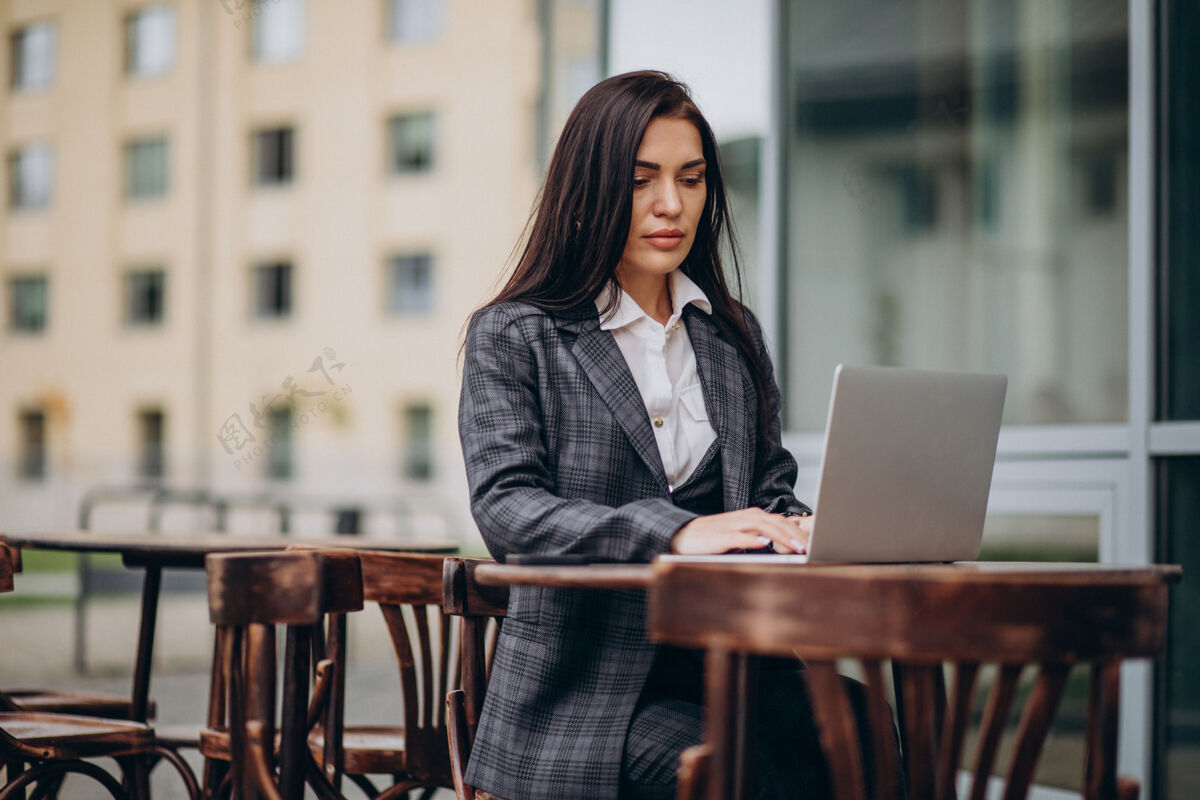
left=302, top=753, right=345, bottom=800
left=2, top=760, right=25, bottom=800
left=25, top=773, right=66, bottom=800
left=348, top=774, right=381, bottom=797
left=0, top=760, right=129, bottom=800
left=150, top=745, right=201, bottom=800
left=202, top=757, right=229, bottom=799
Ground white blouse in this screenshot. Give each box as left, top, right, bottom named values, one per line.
left=595, top=270, right=719, bottom=490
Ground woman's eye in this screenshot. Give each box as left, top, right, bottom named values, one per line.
left=633, top=176, right=650, bottom=188
left=681, top=174, right=705, bottom=186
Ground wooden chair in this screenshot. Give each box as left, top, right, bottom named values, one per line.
left=441, top=558, right=509, bottom=800
left=0, top=546, right=198, bottom=800
left=647, top=562, right=1177, bottom=800
left=306, top=551, right=464, bottom=800
left=0, top=542, right=153, bottom=722
left=201, top=549, right=362, bottom=800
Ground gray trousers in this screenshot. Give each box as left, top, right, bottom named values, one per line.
left=620, top=648, right=895, bottom=800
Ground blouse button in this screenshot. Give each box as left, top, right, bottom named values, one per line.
left=653, top=417, right=664, bottom=427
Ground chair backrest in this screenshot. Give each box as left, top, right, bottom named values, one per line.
left=205, top=549, right=363, bottom=800
left=648, top=563, right=1175, bottom=800
left=0, top=543, right=15, bottom=593
left=0, top=545, right=16, bottom=712
left=348, top=550, right=458, bottom=787
left=441, top=557, right=509, bottom=800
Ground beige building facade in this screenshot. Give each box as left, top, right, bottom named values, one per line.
left=1, top=0, right=555, bottom=540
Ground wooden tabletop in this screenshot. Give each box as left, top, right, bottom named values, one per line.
left=472, top=561, right=653, bottom=590
left=470, top=558, right=1182, bottom=591
left=648, top=559, right=1182, bottom=663
left=1, top=531, right=459, bottom=569
left=653, top=558, right=1184, bottom=582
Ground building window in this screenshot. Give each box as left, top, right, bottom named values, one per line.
left=402, top=403, right=433, bottom=480
left=125, top=269, right=165, bottom=326
left=137, top=408, right=165, bottom=479
left=253, top=261, right=292, bottom=318
left=387, top=112, right=435, bottom=174
left=18, top=409, right=46, bottom=480
left=251, top=0, right=306, bottom=64
left=8, top=143, right=53, bottom=210
left=8, top=275, right=48, bottom=333
left=386, top=0, right=442, bottom=43
left=125, top=137, right=169, bottom=199
left=387, top=253, right=433, bottom=314
left=125, top=4, right=175, bottom=77
left=252, top=127, right=295, bottom=186
left=10, top=20, right=56, bottom=91
left=267, top=406, right=292, bottom=479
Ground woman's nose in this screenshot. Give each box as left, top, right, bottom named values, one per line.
left=653, top=181, right=683, bottom=217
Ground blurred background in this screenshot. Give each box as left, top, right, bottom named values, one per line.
left=0, top=0, right=1196, bottom=796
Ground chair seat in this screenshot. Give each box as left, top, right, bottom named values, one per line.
left=5, top=688, right=154, bottom=720
left=199, top=726, right=288, bottom=763
left=0, top=711, right=154, bottom=759
left=308, top=725, right=407, bottom=775
left=199, top=727, right=234, bottom=761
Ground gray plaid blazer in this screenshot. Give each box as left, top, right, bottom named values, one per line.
left=458, top=299, right=807, bottom=800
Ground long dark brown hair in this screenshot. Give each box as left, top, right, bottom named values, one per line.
left=487, top=70, right=775, bottom=462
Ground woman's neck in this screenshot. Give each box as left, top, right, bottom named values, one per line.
left=620, top=272, right=673, bottom=326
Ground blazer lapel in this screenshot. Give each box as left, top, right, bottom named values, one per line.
left=556, top=309, right=670, bottom=491
left=685, top=307, right=754, bottom=511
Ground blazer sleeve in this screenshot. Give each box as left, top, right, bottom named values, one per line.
left=744, top=309, right=812, bottom=517
left=458, top=304, right=699, bottom=563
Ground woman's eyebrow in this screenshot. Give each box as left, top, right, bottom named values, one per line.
left=634, top=158, right=707, bottom=170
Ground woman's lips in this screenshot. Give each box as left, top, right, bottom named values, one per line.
left=643, top=230, right=685, bottom=250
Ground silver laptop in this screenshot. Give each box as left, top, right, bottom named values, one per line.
left=665, top=364, right=1007, bottom=564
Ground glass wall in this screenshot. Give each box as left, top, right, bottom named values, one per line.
left=1159, top=2, right=1199, bottom=797
left=1162, top=458, right=1200, bottom=798
left=1162, top=0, right=1200, bottom=422
left=783, top=0, right=1129, bottom=430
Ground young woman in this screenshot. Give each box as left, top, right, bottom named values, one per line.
left=458, top=71, right=839, bottom=800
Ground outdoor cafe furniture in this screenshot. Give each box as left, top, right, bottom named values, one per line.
left=202, top=549, right=364, bottom=800
left=647, top=560, right=1182, bottom=800
left=442, top=558, right=510, bottom=800
left=0, top=531, right=457, bottom=732
left=202, top=548, right=494, bottom=800
left=0, top=546, right=200, bottom=800
left=0, top=540, right=151, bottom=722
left=307, top=550, right=470, bottom=799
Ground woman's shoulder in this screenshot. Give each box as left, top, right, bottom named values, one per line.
left=469, top=300, right=597, bottom=330
left=465, top=301, right=567, bottom=346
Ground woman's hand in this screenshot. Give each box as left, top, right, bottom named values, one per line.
left=670, top=508, right=814, bottom=555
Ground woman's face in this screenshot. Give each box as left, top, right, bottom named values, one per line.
left=615, top=116, right=707, bottom=287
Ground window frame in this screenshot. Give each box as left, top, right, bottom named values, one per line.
left=8, top=274, right=49, bottom=333
left=124, top=4, right=176, bottom=79
left=251, top=260, right=294, bottom=319
left=386, top=252, right=435, bottom=315
left=125, top=268, right=166, bottom=327
left=251, top=126, right=296, bottom=187
left=386, top=111, right=436, bottom=175
left=9, top=20, right=56, bottom=91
